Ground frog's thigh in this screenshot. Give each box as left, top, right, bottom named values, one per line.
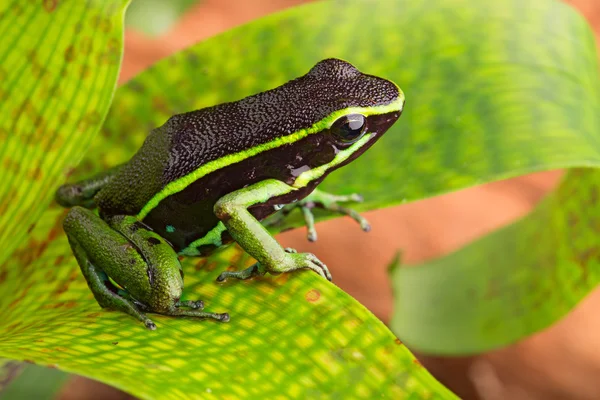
left=63, top=206, right=157, bottom=329
left=107, top=215, right=229, bottom=323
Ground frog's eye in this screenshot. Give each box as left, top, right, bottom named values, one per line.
left=331, top=114, right=367, bottom=143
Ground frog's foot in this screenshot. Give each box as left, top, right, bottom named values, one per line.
left=176, top=299, right=204, bottom=310
left=216, top=263, right=265, bottom=282
left=216, top=248, right=331, bottom=282
left=163, top=307, right=230, bottom=322
left=281, top=189, right=370, bottom=242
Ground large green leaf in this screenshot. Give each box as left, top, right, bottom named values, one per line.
left=386, top=1, right=600, bottom=355
left=0, top=0, right=128, bottom=267
left=390, top=169, right=600, bottom=355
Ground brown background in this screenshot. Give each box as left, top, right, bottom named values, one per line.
left=59, top=1, right=600, bottom=399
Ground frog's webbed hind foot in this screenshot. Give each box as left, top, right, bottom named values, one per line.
left=277, top=189, right=370, bottom=242
left=164, top=306, right=230, bottom=322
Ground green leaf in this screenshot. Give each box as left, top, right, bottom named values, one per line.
left=0, top=0, right=128, bottom=268
left=385, top=0, right=600, bottom=354
left=0, top=1, right=456, bottom=398
left=125, top=0, right=199, bottom=36
left=391, top=170, right=600, bottom=355
left=0, top=363, right=69, bottom=400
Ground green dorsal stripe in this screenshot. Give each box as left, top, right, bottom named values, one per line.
left=137, top=97, right=404, bottom=220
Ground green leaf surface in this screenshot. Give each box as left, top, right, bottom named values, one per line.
left=0, top=363, right=69, bottom=400
left=125, top=0, right=199, bottom=36
left=391, top=169, right=600, bottom=355
left=0, top=0, right=128, bottom=268
left=384, top=1, right=600, bottom=354
left=0, top=0, right=457, bottom=398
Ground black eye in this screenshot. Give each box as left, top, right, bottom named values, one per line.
left=331, top=114, right=367, bottom=143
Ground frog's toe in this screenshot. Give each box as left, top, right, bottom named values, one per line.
left=305, top=254, right=332, bottom=281
left=144, top=319, right=157, bottom=330
left=216, top=263, right=265, bottom=282
left=287, top=252, right=332, bottom=282
left=176, top=299, right=204, bottom=310
left=220, top=313, right=231, bottom=322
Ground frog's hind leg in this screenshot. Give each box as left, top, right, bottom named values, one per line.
left=63, top=206, right=157, bottom=329
left=56, top=164, right=124, bottom=208
left=109, top=215, right=230, bottom=323
left=64, top=207, right=229, bottom=329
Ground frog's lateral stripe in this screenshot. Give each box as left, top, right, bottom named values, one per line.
left=136, top=97, right=405, bottom=220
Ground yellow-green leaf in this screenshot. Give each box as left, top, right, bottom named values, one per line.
left=0, top=0, right=128, bottom=267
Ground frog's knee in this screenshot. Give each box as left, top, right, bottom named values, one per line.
left=63, top=206, right=91, bottom=230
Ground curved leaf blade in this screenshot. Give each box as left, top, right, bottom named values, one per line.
left=0, top=0, right=129, bottom=267
left=391, top=169, right=600, bottom=355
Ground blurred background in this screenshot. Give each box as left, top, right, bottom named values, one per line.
left=8, top=0, right=600, bottom=399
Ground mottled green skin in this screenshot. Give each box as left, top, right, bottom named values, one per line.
left=56, top=59, right=403, bottom=329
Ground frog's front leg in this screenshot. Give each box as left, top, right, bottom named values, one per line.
left=63, top=207, right=228, bottom=330
left=213, top=179, right=332, bottom=282
left=56, top=164, right=124, bottom=208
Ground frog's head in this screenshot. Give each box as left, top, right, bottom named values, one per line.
left=274, top=58, right=405, bottom=188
